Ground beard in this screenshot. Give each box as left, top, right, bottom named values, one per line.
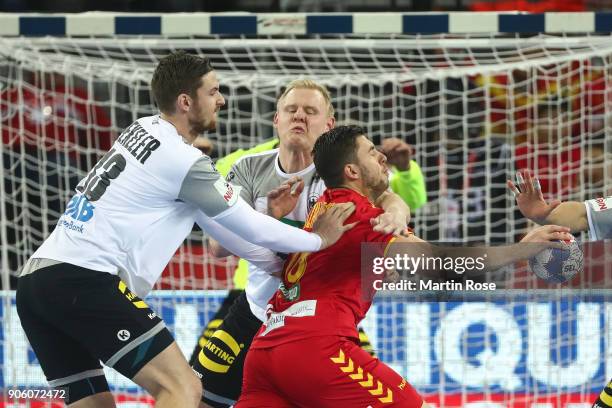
left=189, top=114, right=216, bottom=135
left=361, top=166, right=389, bottom=200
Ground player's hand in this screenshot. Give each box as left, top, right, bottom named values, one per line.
left=507, top=169, right=561, bottom=224
left=312, top=202, right=357, bottom=250
left=266, top=176, right=305, bottom=219
left=384, top=267, right=400, bottom=283
left=519, top=225, right=573, bottom=250
left=371, top=212, right=407, bottom=236
left=379, top=138, right=413, bottom=171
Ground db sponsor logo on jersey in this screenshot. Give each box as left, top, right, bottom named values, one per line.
left=198, top=330, right=244, bottom=373
left=64, top=195, right=94, bottom=222
left=213, top=178, right=239, bottom=206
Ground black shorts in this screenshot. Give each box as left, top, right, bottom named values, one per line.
left=189, top=290, right=261, bottom=408
left=188, top=288, right=244, bottom=364
left=16, top=262, right=174, bottom=404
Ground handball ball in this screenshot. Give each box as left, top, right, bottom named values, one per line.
left=529, top=237, right=583, bottom=283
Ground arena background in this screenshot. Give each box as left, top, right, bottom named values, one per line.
left=1, top=1, right=612, bottom=407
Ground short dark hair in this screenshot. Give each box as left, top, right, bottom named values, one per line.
left=312, top=125, right=365, bottom=188
left=151, top=50, right=214, bottom=114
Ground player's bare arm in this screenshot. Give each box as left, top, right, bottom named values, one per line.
left=507, top=169, right=588, bottom=232
left=386, top=224, right=572, bottom=276
left=371, top=190, right=411, bottom=235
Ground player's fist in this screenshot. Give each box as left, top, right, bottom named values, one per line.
left=379, top=137, right=413, bottom=171
left=371, top=212, right=407, bottom=236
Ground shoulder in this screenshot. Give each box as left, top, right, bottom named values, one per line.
left=230, top=148, right=278, bottom=178
left=234, top=148, right=278, bottom=168
left=216, top=139, right=278, bottom=175
left=148, top=117, right=202, bottom=159
left=130, top=116, right=202, bottom=178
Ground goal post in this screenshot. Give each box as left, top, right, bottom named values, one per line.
left=1, top=11, right=611, bottom=407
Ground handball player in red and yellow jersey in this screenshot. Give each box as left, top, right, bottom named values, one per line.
left=235, top=125, right=428, bottom=408
left=235, top=125, right=572, bottom=408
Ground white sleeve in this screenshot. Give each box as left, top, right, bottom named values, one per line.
left=585, top=197, right=612, bottom=240
left=195, top=212, right=284, bottom=274
left=178, top=156, right=241, bottom=217
left=211, top=198, right=322, bottom=253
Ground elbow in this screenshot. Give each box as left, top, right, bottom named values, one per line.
left=208, top=240, right=232, bottom=258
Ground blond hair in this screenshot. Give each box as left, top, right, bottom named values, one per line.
left=277, top=79, right=335, bottom=118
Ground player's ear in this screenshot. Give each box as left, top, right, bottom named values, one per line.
left=176, top=93, right=191, bottom=113
left=344, top=163, right=359, bottom=181
left=325, top=116, right=335, bottom=131
left=273, top=111, right=280, bottom=128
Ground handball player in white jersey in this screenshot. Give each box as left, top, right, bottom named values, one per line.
left=508, top=169, right=612, bottom=408
left=16, top=51, right=353, bottom=408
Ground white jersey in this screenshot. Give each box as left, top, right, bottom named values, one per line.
left=228, top=149, right=326, bottom=321
left=585, top=196, right=612, bottom=240
left=31, top=115, right=238, bottom=297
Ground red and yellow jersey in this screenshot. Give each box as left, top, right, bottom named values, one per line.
left=251, top=188, right=394, bottom=349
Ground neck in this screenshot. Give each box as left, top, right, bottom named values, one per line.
left=278, top=147, right=312, bottom=174
left=160, top=112, right=196, bottom=144
left=338, top=181, right=376, bottom=202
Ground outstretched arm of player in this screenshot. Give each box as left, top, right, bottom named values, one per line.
left=208, top=239, right=232, bottom=258
left=507, top=170, right=588, bottom=232
left=386, top=225, right=572, bottom=277
left=179, top=156, right=355, bottom=252
left=215, top=198, right=355, bottom=252
left=195, top=212, right=284, bottom=274
left=195, top=211, right=284, bottom=273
